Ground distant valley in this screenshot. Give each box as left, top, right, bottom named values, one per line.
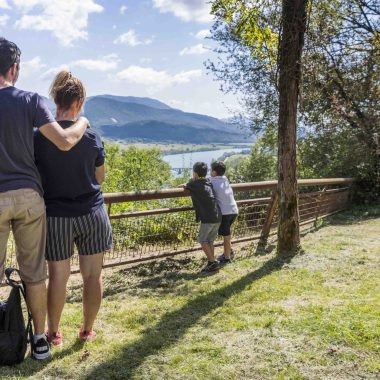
left=46, top=95, right=253, bottom=144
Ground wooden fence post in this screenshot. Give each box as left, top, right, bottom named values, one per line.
left=256, top=190, right=279, bottom=253
left=313, top=187, right=326, bottom=228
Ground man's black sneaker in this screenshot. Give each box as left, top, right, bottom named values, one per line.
left=219, top=256, right=232, bottom=265
left=200, top=261, right=220, bottom=274
left=32, top=336, right=51, bottom=360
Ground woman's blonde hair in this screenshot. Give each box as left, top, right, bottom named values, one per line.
left=49, top=70, right=86, bottom=111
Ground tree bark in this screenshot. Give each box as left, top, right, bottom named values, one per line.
left=277, top=0, right=308, bottom=256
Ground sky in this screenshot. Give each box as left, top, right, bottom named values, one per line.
left=0, top=0, right=241, bottom=119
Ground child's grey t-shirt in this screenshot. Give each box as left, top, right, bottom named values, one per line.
left=209, top=176, right=238, bottom=215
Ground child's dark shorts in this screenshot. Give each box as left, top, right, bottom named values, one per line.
left=218, top=214, right=238, bottom=236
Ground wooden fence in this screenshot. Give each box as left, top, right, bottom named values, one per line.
left=3, top=178, right=354, bottom=276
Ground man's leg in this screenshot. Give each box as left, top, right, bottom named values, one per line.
left=47, top=259, right=70, bottom=334
left=12, top=190, right=48, bottom=336
left=79, top=253, right=104, bottom=332
left=25, top=280, right=47, bottom=335
left=0, top=206, right=11, bottom=284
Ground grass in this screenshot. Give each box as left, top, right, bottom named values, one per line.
left=1, top=205, right=379, bottom=379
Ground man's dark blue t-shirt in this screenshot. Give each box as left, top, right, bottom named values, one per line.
left=0, top=86, right=55, bottom=196
left=34, top=120, right=106, bottom=217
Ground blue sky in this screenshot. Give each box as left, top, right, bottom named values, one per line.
left=0, top=0, right=240, bottom=118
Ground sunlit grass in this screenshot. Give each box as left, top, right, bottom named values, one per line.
left=0, top=205, right=379, bottom=379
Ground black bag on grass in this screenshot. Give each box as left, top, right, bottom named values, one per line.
left=0, top=268, right=33, bottom=366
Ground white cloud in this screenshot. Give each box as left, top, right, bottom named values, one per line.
left=21, top=56, right=47, bottom=77
left=39, top=64, right=70, bottom=81
left=0, top=14, right=9, bottom=27
left=120, top=5, right=128, bottom=15
left=195, top=29, right=211, bottom=39
left=114, top=30, right=139, bottom=46
left=72, top=54, right=120, bottom=72
left=0, top=0, right=10, bottom=9
left=179, top=43, right=208, bottom=56
left=115, top=65, right=202, bottom=93
left=144, top=36, right=155, bottom=45
left=34, top=53, right=119, bottom=83
left=13, top=0, right=103, bottom=47
left=114, top=29, right=153, bottom=46
left=152, top=0, right=212, bottom=23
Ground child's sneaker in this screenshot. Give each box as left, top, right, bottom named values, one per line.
left=47, top=331, right=63, bottom=347
left=200, top=261, right=220, bottom=274
left=78, top=328, right=97, bottom=343
left=217, top=250, right=234, bottom=262
left=32, top=335, right=51, bottom=360
left=218, top=255, right=232, bottom=265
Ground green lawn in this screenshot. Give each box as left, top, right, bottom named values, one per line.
left=1, top=206, right=379, bottom=379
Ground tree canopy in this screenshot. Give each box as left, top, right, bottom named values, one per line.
left=208, top=0, right=380, bottom=198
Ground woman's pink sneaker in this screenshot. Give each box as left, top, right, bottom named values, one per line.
left=78, top=328, right=96, bottom=343
left=47, top=331, right=63, bottom=347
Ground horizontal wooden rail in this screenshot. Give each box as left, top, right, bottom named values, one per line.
left=109, top=197, right=272, bottom=220
left=103, top=178, right=354, bottom=204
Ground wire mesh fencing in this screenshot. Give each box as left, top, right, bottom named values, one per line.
left=3, top=178, right=353, bottom=277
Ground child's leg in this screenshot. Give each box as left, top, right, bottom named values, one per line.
left=210, top=242, right=216, bottom=261
left=221, top=215, right=237, bottom=258
left=201, top=242, right=215, bottom=261
left=223, top=235, right=232, bottom=258
left=199, top=223, right=217, bottom=262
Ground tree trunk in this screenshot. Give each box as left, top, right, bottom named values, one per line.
left=277, top=0, right=308, bottom=256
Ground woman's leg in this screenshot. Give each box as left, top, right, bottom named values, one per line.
left=47, top=259, right=71, bottom=334
left=79, top=252, right=104, bottom=332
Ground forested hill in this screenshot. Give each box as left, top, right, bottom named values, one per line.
left=79, top=95, right=251, bottom=143
left=44, top=94, right=249, bottom=143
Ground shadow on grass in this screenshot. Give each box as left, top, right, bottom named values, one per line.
left=100, top=257, right=213, bottom=298
left=1, top=340, right=84, bottom=378
left=84, top=255, right=290, bottom=379
left=66, top=258, right=201, bottom=301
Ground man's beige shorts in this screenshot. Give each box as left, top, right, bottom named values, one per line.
left=0, top=188, right=47, bottom=283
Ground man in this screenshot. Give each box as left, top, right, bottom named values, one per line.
left=0, top=38, right=89, bottom=360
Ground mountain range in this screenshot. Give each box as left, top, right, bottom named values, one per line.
left=45, top=95, right=252, bottom=144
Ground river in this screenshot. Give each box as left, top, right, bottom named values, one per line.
left=163, top=148, right=247, bottom=169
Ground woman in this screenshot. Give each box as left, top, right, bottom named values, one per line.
left=34, top=71, right=112, bottom=346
